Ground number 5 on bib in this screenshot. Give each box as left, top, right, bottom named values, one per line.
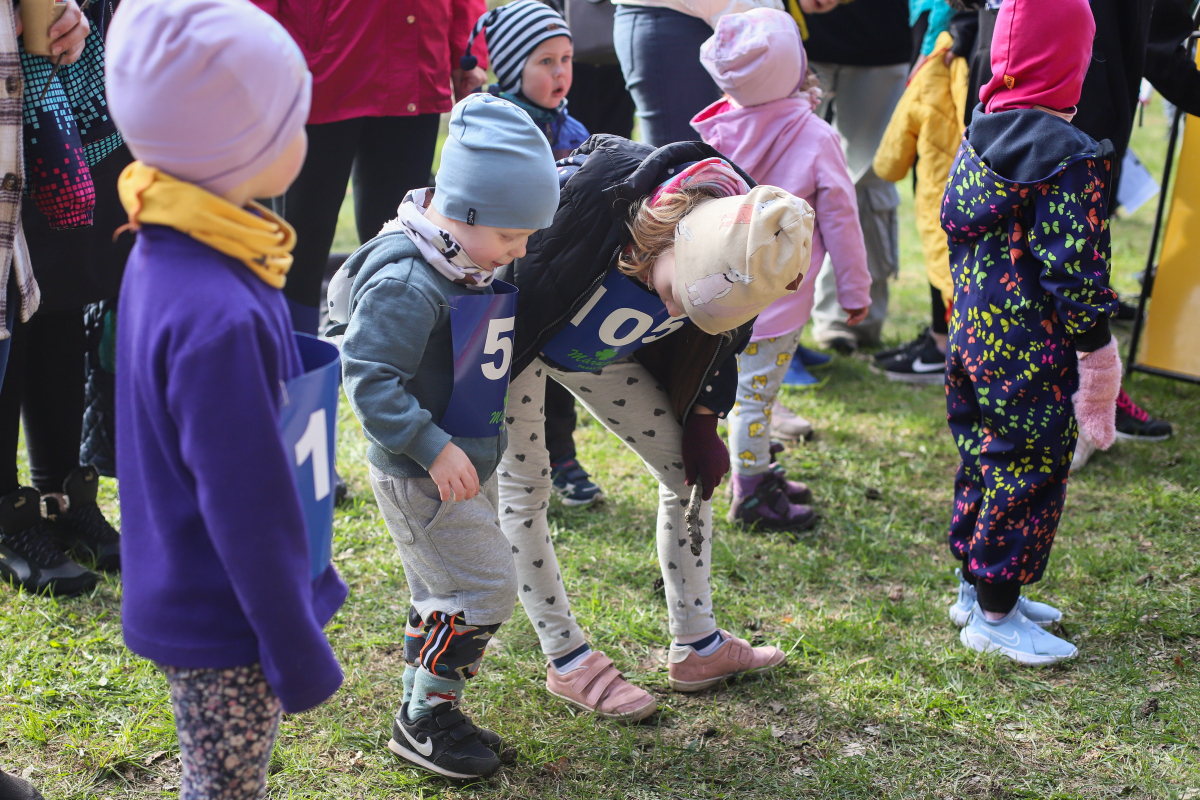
left=441, top=280, right=520, bottom=437
left=281, top=334, right=342, bottom=580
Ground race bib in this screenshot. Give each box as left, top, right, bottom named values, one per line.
left=540, top=271, right=688, bottom=372
left=281, top=334, right=341, bottom=581
left=441, top=280, right=519, bottom=438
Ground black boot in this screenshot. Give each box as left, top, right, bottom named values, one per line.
left=0, top=769, right=46, bottom=800
left=0, top=487, right=97, bottom=597
left=51, top=465, right=120, bottom=572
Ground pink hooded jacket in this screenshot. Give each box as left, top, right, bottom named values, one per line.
left=692, top=9, right=870, bottom=341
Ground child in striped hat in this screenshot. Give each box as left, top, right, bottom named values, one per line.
left=462, top=0, right=589, bottom=158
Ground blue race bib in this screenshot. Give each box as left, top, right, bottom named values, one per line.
left=540, top=270, right=688, bottom=372
left=441, top=280, right=519, bottom=438
left=281, top=334, right=341, bottom=581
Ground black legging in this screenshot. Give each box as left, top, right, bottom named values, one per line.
left=278, top=114, right=441, bottom=334
left=0, top=307, right=85, bottom=495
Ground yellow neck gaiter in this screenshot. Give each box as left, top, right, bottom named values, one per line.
left=116, top=161, right=296, bottom=289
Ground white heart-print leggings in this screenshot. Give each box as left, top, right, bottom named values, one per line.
left=498, top=356, right=718, bottom=658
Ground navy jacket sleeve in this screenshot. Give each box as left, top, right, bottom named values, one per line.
left=166, top=319, right=343, bottom=714
left=1025, top=158, right=1119, bottom=351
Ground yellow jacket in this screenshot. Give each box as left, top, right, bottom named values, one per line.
left=872, top=31, right=968, bottom=302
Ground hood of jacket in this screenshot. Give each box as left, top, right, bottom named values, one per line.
left=943, top=107, right=1110, bottom=242
left=495, top=134, right=757, bottom=421
left=690, top=94, right=821, bottom=195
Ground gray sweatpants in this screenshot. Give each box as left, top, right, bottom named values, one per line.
left=498, top=357, right=716, bottom=658
left=370, top=468, right=517, bottom=627
left=808, top=62, right=907, bottom=347
left=729, top=330, right=804, bottom=476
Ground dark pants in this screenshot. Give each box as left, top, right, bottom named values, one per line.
left=0, top=307, right=86, bottom=495
left=278, top=115, right=441, bottom=334
left=614, top=4, right=720, bottom=147
left=567, top=62, right=636, bottom=139
left=931, top=284, right=948, bottom=336
left=544, top=380, right=578, bottom=464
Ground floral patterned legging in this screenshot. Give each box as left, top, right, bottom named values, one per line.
left=162, top=663, right=282, bottom=800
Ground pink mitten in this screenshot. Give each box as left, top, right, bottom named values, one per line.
left=1072, top=337, right=1122, bottom=451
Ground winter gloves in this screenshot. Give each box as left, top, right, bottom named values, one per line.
left=1072, top=337, right=1122, bottom=450
left=682, top=413, right=729, bottom=501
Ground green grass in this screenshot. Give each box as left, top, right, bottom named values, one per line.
left=2, top=99, right=1198, bottom=799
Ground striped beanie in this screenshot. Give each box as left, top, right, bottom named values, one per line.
left=462, top=1, right=572, bottom=94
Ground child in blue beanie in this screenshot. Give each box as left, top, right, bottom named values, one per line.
left=335, top=92, right=559, bottom=780
left=106, top=0, right=346, bottom=795
left=464, top=0, right=589, bottom=159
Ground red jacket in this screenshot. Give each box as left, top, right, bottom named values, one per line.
left=253, top=0, right=489, bottom=124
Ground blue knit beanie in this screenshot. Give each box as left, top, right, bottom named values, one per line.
left=433, top=94, right=559, bottom=231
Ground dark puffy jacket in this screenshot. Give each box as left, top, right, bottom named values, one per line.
left=496, top=135, right=756, bottom=422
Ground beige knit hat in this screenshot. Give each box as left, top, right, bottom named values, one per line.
left=673, top=185, right=814, bottom=335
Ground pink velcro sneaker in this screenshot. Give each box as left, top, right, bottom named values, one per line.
left=545, top=651, right=658, bottom=723
left=667, top=630, right=786, bottom=692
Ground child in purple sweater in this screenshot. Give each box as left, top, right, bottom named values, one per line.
left=107, top=0, right=345, bottom=795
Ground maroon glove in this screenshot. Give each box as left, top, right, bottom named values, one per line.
left=681, top=412, right=729, bottom=501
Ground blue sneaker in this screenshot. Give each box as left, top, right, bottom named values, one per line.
left=948, top=569, right=1063, bottom=628
left=550, top=459, right=604, bottom=507
left=794, top=345, right=832, bottom=368
left=959, top=604, right=1077, bottom=666
left=781, top=359, right=819, bottom=387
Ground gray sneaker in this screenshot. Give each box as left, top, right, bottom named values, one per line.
left=948, top=569, right=1063, bottom=628
left=959, top=604, right=1077, bottom=666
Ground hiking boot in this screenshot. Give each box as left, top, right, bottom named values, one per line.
left=1114, top=389, right=1172, bottom=441
left=794, top=344, right=832, bottom=368
left=551, top=458, right=604, bottom=507
left=727, top=472, right=816, bottom=533
left=52, top=465, right=120, bottom=572
left=872, top=330, right=946, bottom=384
left=873, top=328, right=929, bottom=362
left=545, top=651, right=657, bottom=723
left=767, top=463, right=812, bottom=504
left=0, top=487, right=97, bottom=597
left=770, top=398, right=813, bottom=440
left=667, top=630, right=786, bottom=692
left=388, top=702, right=502, bottom=779
left=959, top=604, right=1077, bottom=666
left=948, top=569, right=1061, bottom=629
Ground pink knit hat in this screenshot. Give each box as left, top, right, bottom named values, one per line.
left=106, top=0, right=312, bottom=196
left=700, top=8, right=806, bottom=108
left=981, top=0, right=1095, bottom=113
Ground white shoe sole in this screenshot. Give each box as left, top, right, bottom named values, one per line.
left=959, top=627, right=1076, bottom=666
left=1114, top=431, right=1171, bottom=442
left=387, top=738, right=497, bottom=780
left=949, top=602, right=1055, bottom=629
left=870, top=364, right=944, bottom=385
left=546, top=687, right=658, bottom=723
left=668, top=656, right=786, bottom=692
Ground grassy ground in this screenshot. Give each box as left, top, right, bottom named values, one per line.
left=2, top=100, right=1198, bottom=799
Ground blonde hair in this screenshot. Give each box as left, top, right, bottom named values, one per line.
left=618, top=185, right=723, bottom=279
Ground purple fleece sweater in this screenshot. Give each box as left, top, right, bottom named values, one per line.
left=116, top=224, right=346, bottom=714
